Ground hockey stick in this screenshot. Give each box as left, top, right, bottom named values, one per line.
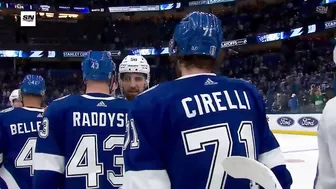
left=222, top=156, right=283, bottom=189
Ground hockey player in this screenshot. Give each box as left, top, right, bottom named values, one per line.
left=123, top=12, right=292, bottom=189
left=33, top=51, right=129, bottom=189
left=314, top=97, right=336, bottom=188
left=118, top=55, right=150, bottom=100
left=9, top=89, right=23, bottom=108
left=0, top=74, right=45, bottom=189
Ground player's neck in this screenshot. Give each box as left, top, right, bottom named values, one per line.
left=23, top=101, right=42, bottom=109
left=180, top=68, right=213, bottom=77
left=86, top=85, right=110, bottom=95
left=22, top=96, right=42, bottom=109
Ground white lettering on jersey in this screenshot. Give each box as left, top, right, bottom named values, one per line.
left=39, top=117, right=49, bottom=138
left=181, top=90, right=251, bottom=118
left=10, top=121, right=42, bottom=135
left=72, top=112, right=127, bottom=127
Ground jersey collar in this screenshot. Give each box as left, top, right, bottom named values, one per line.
left=82, top=94, right=115, bottom=100
left=175, top=73, right=216, bottom=81
left=22, top=107, right=44, bottom=112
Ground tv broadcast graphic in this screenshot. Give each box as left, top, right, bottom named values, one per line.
left=0, top=1, right=335, bottom=189
left=20, top=11, right=36, bottom=27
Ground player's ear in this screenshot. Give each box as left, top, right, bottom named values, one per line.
left=175, top=57, right=186, bottom=70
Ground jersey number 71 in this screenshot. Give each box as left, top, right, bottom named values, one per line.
left=182, top=121, right=256, bottom=189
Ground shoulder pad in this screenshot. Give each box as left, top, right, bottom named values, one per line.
left=54, top=94, right=71, bottom=102
left=0, top=107, right=14, bottom=113
left=138, top=84, right=159, bottom=97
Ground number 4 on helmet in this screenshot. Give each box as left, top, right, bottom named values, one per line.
left=222, top=156, right=283, bottom=189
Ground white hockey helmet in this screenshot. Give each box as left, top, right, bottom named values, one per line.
left=118, top=55, right=150, bottom=87
left=9, top=89, right=20, bottom=106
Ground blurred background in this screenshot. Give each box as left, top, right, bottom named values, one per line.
left=0, top=0, right=335, bottom=114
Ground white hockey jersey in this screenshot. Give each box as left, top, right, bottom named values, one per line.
left=315, top=96, right=336, bottom=189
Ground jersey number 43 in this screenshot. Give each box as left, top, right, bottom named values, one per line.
left=65, top=134, right=124, bottom=188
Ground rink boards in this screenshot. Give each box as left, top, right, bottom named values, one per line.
left=268, top=114, right=320, bottom=136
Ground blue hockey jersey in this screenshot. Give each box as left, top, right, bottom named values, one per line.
left=0, top=107, right=44, bottom=189
left=33, top=93, right=130, bottom=189
left=123, top=73, right=293, bottom=189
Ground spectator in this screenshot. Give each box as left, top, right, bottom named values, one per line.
left=272, top=93, right=282, bottom=113
left=288, top=93, right=299, bottom=113
left=311, top=88, right=325, bottom=112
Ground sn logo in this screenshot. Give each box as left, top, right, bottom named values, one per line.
left=22, top=15, right=34, bottom=22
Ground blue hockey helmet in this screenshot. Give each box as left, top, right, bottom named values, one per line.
left=82, top=51, right=115, bottom=81
left=169, top=11, right=223, bottom=58
left=20, top=74, right=45, bottom=96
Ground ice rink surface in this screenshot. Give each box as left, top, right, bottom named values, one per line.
left=274, top=134, right=318, bottom=189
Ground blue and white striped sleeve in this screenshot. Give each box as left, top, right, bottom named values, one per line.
left=250, top=84, right=292, bottom=189
left=33, top=103, right=65, bottom=189
left=123, top=93, right=171, bottom=189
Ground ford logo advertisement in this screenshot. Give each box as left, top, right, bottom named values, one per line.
left=298, top=117, right=318, bottom=127
left=277, top=117, right=295, bottom=127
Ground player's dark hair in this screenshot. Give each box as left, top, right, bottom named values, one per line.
left=181, top=55, right=217, bottom=71
left=174, top=49, right=224, bottom=72
left=21, top=93, right=42, bottom=98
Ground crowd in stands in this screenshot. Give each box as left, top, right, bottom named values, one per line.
left=0, top=38, right=335, bottom=113
left=222, top=38, right=335, bottom=113
left=0, top=0, right=334, bottom=50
